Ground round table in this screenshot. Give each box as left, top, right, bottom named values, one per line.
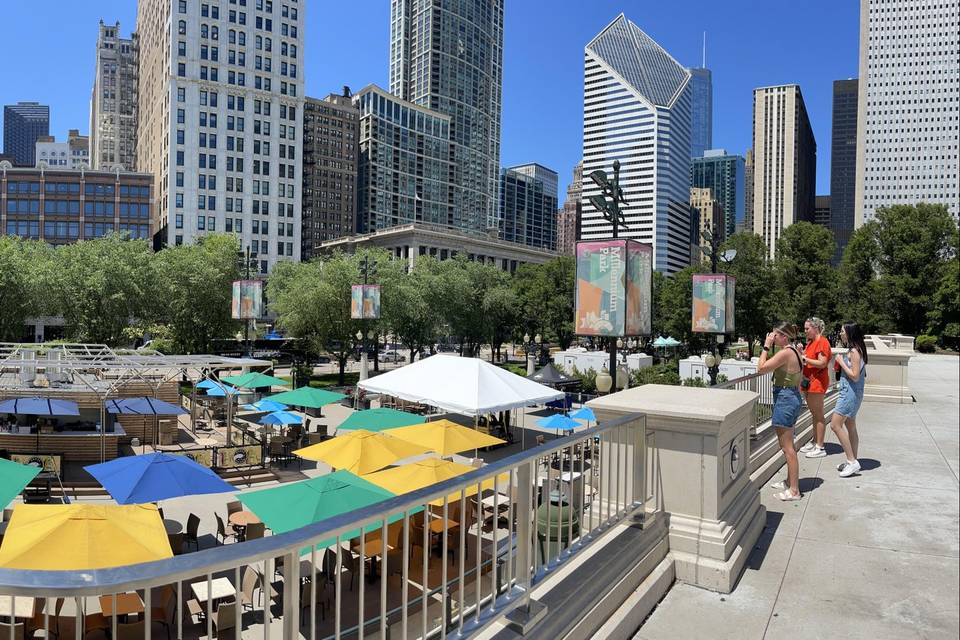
left=163, top=519, right=183, bottom=535
left=229, top=511, right=261, bottom=527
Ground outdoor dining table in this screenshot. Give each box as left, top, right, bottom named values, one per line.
left=99, top=592, right=144, bottom=620
left=351, top=536, right=394, bottom=580
left=0, top=595, right=34, bottom=619
left=190, top=577, right=236, bottom=604
left=229, top=510, right=261, bottom=527
left=162, top=519, right=183, bottom=535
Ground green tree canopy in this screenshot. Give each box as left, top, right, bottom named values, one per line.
left=772, top=222, right=837, bottom=326
left=512, top=256, right=575, bottom=349
left=721, top=232, right=776, bottom=352
left=0, top=236, right=52, bottom=341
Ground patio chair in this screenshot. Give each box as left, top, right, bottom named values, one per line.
left=212, top=600, right=237, bottom=638
left=268, top=440, right=289, bottom=467
left=184, top=513, right=201, bottom=550
left=168, top=532, right=184, bottom=555
left=244, top=521, right=265, bottom=541
left=150, top=586, right=177, bottom=640
left=54, top=611, right=108, bottom=640
left=299, top=581, right=327, bottom=624
left=321, top=547, right=355, bottom=592
left=215, top=513, right=236, bottom=545
left=226, top=500, right=243, bottom=517
left=0, top=623, right=24, bottom=640
left=27, top=596, right=64, bottom=639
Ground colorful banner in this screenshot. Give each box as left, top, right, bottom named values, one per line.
left=575, top=240, right=626, bottom=336
left=625, top=241, right=653, bottom=336
left=692, top=274, right=736, bottom=334
left=216, top=444, right=263, bottom=469
left=351, top=284, right=381, bottom=320
left=175, top=449, right=213, bottom=468
left=11, top=453, right=62, bottom=475
left=232, top=280, right=263, bottom=319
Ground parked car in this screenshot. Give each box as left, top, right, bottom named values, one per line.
left=381, top=350, right=406, bottom=363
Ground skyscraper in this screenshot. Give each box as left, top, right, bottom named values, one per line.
left=751, top=85, right=816, bottom=257
left=855, top=0, right=959, bottom=224
left=556, top=161, right=582, bottom=255
left=499, top=163, right=558, bottom=251
left=136, top=0, right=305, bottom=271
left=301, top=90, right=359, bottom=259
left=690, top=186, right=724, bottom=263
left=90, top=21, right=139, bottom=171
left=3, top=102, right=49, bottom=167
left=389, top=0, right=504, bottom=234
left=691, top=149, right=745, bottom=237
left=742, top=148, right=754, bottom=234
left=581, top=14, right=694, bottom=274
left=815, top=195, right=832, bottom=227
left=830, top=78, right=858, bottom=263
left=688, top=67, right=713, bottom=158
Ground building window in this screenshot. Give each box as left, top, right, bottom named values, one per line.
left=178, top=20, right=186, bottom=34
left=179, top=0, right=187, bottom=13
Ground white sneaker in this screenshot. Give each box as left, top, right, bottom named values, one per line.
left=805, top=446, right=827, bottom=458
left=837, top=462, right=846, bottom=471
left=839, top=460, right=861, bottom=477
left=799, top=441, right=817, bottom=453
left=770, top=480, right=788, bottom=490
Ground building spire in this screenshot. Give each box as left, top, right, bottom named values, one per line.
left=702, top=31, right=707, bottom=67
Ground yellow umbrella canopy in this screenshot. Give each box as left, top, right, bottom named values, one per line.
left=293, top=429, right=431, bottom=475
left=0, top=503, right=173, bottom=571
left=363, top=458, right=510, bottom=506
left=388, top=419, right=506, bottom=456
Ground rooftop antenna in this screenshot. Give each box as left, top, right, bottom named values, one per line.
left=702, top=31, right=706, bottom=68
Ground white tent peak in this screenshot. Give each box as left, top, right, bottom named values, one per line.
left=357, top=354, right=564, bottom=416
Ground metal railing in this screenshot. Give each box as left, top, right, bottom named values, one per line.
left=0, top=412, right=646, bottom=640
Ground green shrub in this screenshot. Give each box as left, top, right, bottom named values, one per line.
left=569, top=366, right=597, bottom=393
left=915, top=334, right=937, bottom=353
left=631, top=363, right=681, bottom=387
left=682, top=377, right=707, bottom=387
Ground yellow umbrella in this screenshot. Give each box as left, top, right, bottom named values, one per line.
left=293, top=429, right=431, bottom=475
left=0, top=503, right=173, bottom=571
left=363, top=458, right=510, bottom=506
left=388, top=419, right=506, bottom=456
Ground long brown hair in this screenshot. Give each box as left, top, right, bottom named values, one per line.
left=773, top=321, right=799, bottom=341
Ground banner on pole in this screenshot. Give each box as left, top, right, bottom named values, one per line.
left=351, top=284, right=381, bottom=320
left=231, top=280, right=263, bottom=319
left=575, top=239, right=653, bottom=337
left=692, top=274, right=736, bottom=334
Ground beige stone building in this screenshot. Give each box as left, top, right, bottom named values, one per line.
left=689, top=186, right=724, bottom=264
left=89, top=21, right=139, bottom=171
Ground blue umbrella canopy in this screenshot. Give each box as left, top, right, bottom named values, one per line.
left=205, top=385, right=239, bottom=397
left=652, top=336, right=669, bottom=347
left=0, top=397, right=80, bottom=416
left=195, top=379, right=220, bottom=390
left=569, top=406, right=596, bottom=422
left=536, top=413, right=580, bottom=432
left=664, top=336, right=681, bottom=347
left=242, top=399, right=289, bottom=412
left=105, top=397, right=189, bottom=416
left=259, top=410, right=303, bottom=426
left=83, top=452, right=235, bottom=504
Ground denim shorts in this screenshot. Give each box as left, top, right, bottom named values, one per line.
left=772, top=386, right=803, bottom=429
left=835, top=381, right=864, bottom=418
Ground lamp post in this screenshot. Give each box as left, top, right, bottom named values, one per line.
left=236, top=246, right=258, bottom=357
left=523, top=333, right=542, bottom=376
left=699, top=226, right=737, bottom=386
left=355, top=256, right=377, bottom=381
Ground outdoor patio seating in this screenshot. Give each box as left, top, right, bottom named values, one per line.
left=214, top=513, right=236, bottom=545
left=0, top=623, right=25, bottom=640
left=244, top=522, right=265, bottom=541
left=149, top=585, right=177, bottom=640
left=184, top=514, right=201, bottom=550
left=211, top=600, right=237, bottom=638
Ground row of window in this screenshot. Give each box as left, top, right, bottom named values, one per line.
left=4, top=221, right=148, bottom=240
left=5, top=182, right=146, bottom=197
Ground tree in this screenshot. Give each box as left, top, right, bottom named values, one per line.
left=382, top=260, right=438, bottom=362
left=836, top=223, right=891, bottom=333
left=513, top=257, right=576, bottom=349
left=772, top=222, right=837, bottom=326
left=721, top=232, right=776, bottom=353
left=0, top=237, right=51, bottom=341
left=926, top=229, right=960, bottom=348
left=655, top=264, right=710, bottom=354
left=482, top=280, right=520, bottom=362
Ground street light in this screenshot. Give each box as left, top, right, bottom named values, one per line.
left=523, top=333, right=542, bottom=376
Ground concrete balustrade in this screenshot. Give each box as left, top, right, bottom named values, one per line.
left=863, top=335, right=914, bottom=404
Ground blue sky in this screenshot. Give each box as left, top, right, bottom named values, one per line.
left=1, top=1, right=858, bottom=197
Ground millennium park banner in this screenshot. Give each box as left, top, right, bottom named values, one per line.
left=691, top=274, right=736, bottom=334
left=574, top=239, right=653, bottom=337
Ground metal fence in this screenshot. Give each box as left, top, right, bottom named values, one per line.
left=0, top=412, right=646, bottom=640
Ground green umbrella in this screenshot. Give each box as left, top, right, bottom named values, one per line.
left=266, top=386, right=347, bottom=409
left=221, top=372, right=291, bottom=389
left=0, top=458, right=42, bottom=509
left=337, top=408, right=426, bottom=433
left=238, top=470, right=415, bottom=552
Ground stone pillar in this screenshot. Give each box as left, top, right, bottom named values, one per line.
left=862, top=336, right=913, bottom=403
left=588, top=384, right=763, bottom=593
left=407, top=243, right=418, bottom=271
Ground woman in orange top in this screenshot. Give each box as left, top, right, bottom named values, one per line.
left=798, top=317, right=832, bottom=458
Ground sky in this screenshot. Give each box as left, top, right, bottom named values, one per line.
left=0, top=1, right=859, bottom=198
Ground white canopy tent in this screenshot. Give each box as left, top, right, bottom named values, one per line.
left=357, top=354, right=564, bottom=417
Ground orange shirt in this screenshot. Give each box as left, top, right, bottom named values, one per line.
left=803, top=335, right=832, bottom=393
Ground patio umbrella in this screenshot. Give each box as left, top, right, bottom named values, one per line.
left=293, top=429, right=430, bottom=475
left=569, top=406, right=596, bottom=423
left=242, top=399, right=289, bottom=412
left=266, top=386, right=347, bottom=409
left=83, top=452, right=235, bottom=504
left=259, top=410, right=303, bottom=426
left=652, top=336, right=669, bottom=348
left=221, top=372, right=291, bottom=389
left=104, top=397, right=189, bottom=416
left=205, top=385, right=239, bottom=397
left=0, top=397, right=80, bottom=416
left=0, top=458, right=41, bottom=509
left=0, top=503, right=172, bottom=570
left=388, top=419, right=506, bottom=456
left=362, top=458, right=509, bottom=506
left=195, top=379, right=221, bottom=390
left=536, top=413, right=580, bottom=433
left=336, top=408, right=426, bottom=433
left=664, top=337, right=681, bottom=347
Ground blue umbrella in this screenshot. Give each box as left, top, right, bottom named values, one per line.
left=569, top=406, right=596, bottom=423
left=259, top=410, right=303, bottom=426
left=536, top=413, right=580, bottom=432
left=0, top=397, right=80, bottom=416
left=83, top=452, right=235, bottom=504
left=105, top=397, right=189, bottom=416
left=195, top=379, right=220, bottom=390
left=242, top=399, right=289, bottom=412
left=205, top=385, right=239, bottom=397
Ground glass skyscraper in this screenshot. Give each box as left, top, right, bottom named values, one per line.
left=3, top=102, right=50, bottom=167
left=389, top=0, right=504, bottom=234
left=688, top=68, right=713, bottom=158
left=830, top=78, right=858, bottom=264
left=690, top=149, right=745, bottom=238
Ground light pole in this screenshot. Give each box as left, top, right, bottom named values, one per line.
left=523, top=333, right=542, bottom=376
left=236, top=246, right=258, bottom=357
left=699, top=226, right=737, bottom=385
left=356, top=256, right=377, bottom=381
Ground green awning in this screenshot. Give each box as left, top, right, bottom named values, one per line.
left=221, top=372, right=291, bottom=389
left=336, top=408, right=427, bottom=433
left=0, top=458, right=42, bottom=509
left=238, top=470, right=415, bottom=553
left=266, top=386, right=347, bottom=409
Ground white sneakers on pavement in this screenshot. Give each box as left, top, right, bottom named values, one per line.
left=838, top=460, right=861, bottom=477
left=798, top=441, right=817, bottom=453
left=805, top=446, right=827, bottom=458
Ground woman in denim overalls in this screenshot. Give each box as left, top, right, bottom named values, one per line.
left=832, top=322, right=868, bottom=477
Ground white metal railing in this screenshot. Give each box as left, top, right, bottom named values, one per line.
left=0, top=412, right=646, bottom=640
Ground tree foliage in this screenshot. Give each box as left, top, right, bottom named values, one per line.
left=720, top=232, right=776, bottom=352
left=772, top=222, right=837, bottom=325
left=0, top=237, right=51, bottom=341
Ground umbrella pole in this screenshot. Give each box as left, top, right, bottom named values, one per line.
left=100, top=401, right=106, bottom=463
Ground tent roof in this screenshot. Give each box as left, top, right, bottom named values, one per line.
left=527, top=362, right=577, bottom=387
left=357, top=355, right=564, bottom=416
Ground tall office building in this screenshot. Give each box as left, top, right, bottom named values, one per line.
left=691, top=149, right=744, bottom=237
left=830, top=78, right=858, bottom=263
left=301, top=90, right=359, bottom=259
left=690, top=186, right=724, bottom=263
left=556, top=161, right=582, bottom=255
left=742, top=148, right=754, bottom=233
left=354, top=84, right=454, bottom=234
left=3, top=102, right=50, bottom=167
left=499, top=163, right=558, bottom=251
left=389, top=0, right=504, bottom=234
left=855, top=0, right=959, bottom=225
left=90, top=21, right=139, bottom=171
left=815, top=195, right=832, bottom=227
left=136, top=0, right=305, bottom=272
left=751, top=85, right=816, bottom=257
left=581, top=14, right=694, bottom=274
left=688, top=67, right=713, bottom=158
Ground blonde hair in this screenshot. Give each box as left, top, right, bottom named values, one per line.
left=805, top=317, right=825, bottom=335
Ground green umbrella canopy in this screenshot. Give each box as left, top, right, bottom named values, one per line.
left=238, top=470, right=416, bottom=552
left=337, top=408, right=426, bottom=433
left=221, top=372, right=291, bottom=389
left=266, top=386, right=346, bottom=409
left=0, top=458, right=41, bottom=509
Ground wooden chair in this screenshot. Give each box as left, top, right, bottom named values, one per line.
left=150, top=585, right=177, bottom=640
left=215, top=513, right=236, bottom=545
left=184, top=513, right=201, bottom=550
left=212, top=600, right=237, bottom=638
left=244, top=522, right=266, bottom=541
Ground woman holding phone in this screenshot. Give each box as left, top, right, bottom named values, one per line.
left=798, top=317, right=832, bottom=458
left=758, top=322, right=805, bottom=501
left=832, top=322, right=868, bottom=477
